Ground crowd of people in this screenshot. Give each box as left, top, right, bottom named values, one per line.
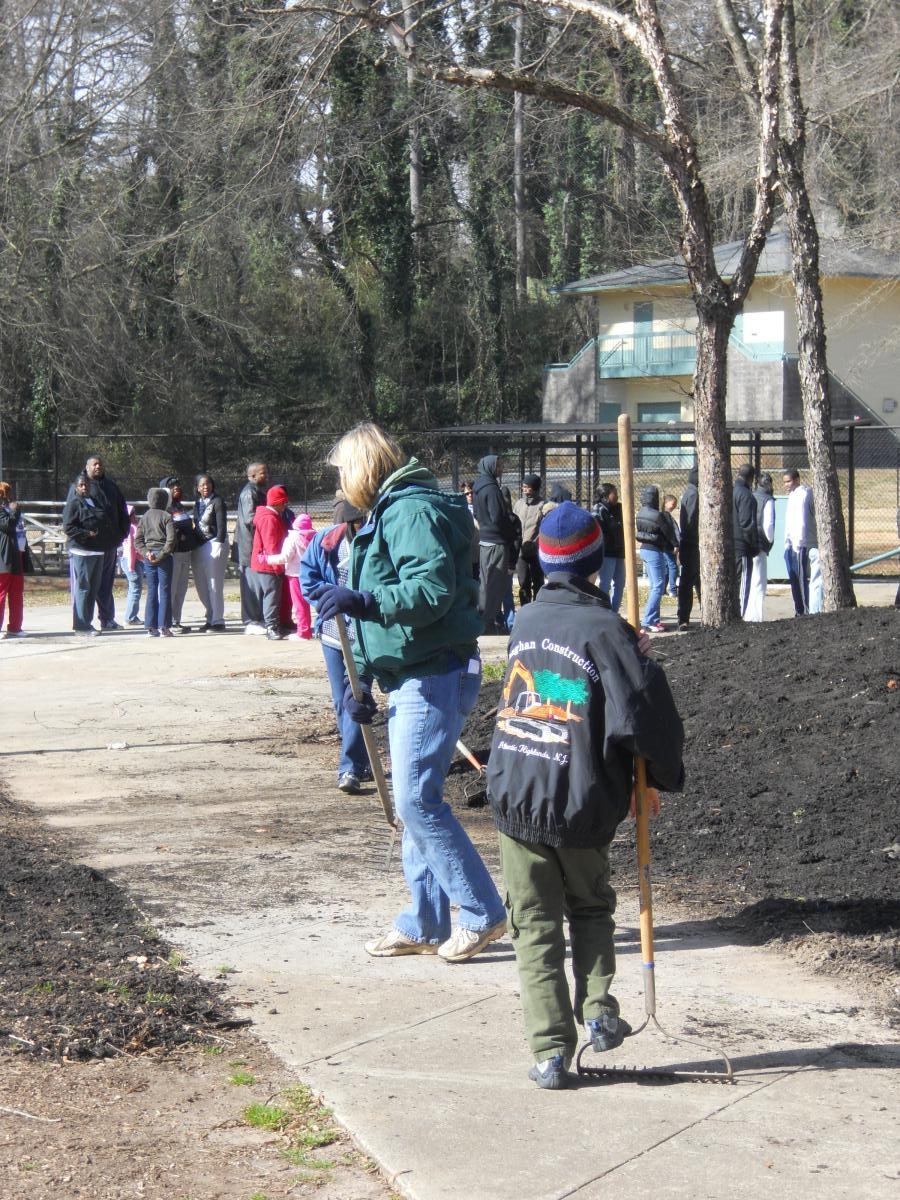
left=0, top=454, right=832, bottom=646
left=457, top=458, right=824, bottom=637
left=2, top=435, right=890, bottom=1093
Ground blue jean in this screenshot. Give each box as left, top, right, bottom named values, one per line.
left=388, top=660, right=505, bottom=943
left=597, top=556, right=625, bottom=612
left=639, top=547, right=667, bottom=627
left=70, top=553, right=104, bottom=630
left=321, top=641, right=371, bottom=780
left=119, top=557, right=143, bottom=622
left=144, top=556, right=174, bottom=630
left=664, top=551, right=678, bottom=595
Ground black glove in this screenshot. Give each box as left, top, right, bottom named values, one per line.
left=310, top=584, right=377, bottom=623
left=342, top=681, right=378, bottom=725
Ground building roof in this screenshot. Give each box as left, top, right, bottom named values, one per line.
left=554, top=229, right=900, bottom=295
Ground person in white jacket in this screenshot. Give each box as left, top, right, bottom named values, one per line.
left=746, top=473, right=775, bottom=622
left=783, top=469, right=819, bottom=615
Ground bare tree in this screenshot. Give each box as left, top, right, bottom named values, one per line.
left=716, top=0, right=856, bottom=610
left=331, top=0, right=783, bottom=625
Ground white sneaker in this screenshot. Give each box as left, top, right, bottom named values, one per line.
left=364, top=929, right=439, bottom=957
left=437, top=919, right=506, bottom=963
left=243, top=623, right=267, bottom=636
left=1, top=630, right=25, bottom=639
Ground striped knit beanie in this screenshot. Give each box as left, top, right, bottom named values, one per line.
left=538, top=501, right=604, bottom=578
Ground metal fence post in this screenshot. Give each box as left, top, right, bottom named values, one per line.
left=847, top=422, right=855, bottom=567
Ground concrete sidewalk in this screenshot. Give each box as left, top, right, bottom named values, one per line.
left=2, top=592, right=898, bottom=1200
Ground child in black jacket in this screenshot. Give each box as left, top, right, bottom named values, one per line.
left=486, top=502, right=685, bottom=1089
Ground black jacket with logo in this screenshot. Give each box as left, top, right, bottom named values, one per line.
left=486, top=574, right=685, bottom=849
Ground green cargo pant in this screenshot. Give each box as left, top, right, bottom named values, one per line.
left=498, top=832, right=619, bottom=1064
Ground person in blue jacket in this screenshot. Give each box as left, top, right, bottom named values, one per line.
left=300, top=501, right=372, bottom=795
left=310, top=423, right=506, bottom=964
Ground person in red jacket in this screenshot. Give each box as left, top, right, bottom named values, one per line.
left=251, top=485, right=289, bottom=641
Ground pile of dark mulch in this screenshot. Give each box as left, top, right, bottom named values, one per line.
left=0, top=798, right=240, bottom=1060
left=447, top=606, right=899, bottom=1015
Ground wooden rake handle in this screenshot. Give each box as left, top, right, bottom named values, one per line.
left=617, top=413, right=657, bottom=1018
left=335, top=618, right=397, bottom=830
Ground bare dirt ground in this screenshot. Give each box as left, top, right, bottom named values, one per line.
left=0, top=792, right=393, bottom=1200
left=1, top=597, right=897, bottom=1199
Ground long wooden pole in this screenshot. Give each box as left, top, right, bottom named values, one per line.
left=617, top=413, right=657, bottom=1017
left=336, top=619, right=396, bottom=831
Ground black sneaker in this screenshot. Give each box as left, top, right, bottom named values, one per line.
left=528, top=1054, right=571, bottom=1090
left=266, top=629, right=283, bottom=641
left=338, top=772, right=361, bottom=794
left=585, top=1014, right=631, bottom=1052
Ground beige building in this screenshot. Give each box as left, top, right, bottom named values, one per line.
left=543, top=230, right=900, bottom=436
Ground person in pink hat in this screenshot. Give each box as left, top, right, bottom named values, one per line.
left=267, top=511, right=315, bottom=639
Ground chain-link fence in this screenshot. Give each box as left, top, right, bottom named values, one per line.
left=430, top=421, right=900, bottom=579
left=10, top=420, right=900, bottom=579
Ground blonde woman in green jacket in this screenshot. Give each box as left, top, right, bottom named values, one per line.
left=310, top=423, right=506, bottom=963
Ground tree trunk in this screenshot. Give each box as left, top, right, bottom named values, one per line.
left=778, top=0, right=856, bottom=610
left=513, top=10, right=527, bottom=302
left=694, top=310, right=737, bottom=627
left=779, top=154, right=856, bottom=609
left=404, top=3, right=423, bottom=230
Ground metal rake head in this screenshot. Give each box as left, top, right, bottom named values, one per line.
left=575, top=1018, right=735, bottom=1084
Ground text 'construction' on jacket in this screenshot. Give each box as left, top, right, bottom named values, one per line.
left=486, top=574, right=685, bottom=850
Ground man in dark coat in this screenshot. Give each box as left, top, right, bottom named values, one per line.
left=677, top=465, right=700, bottom=630
left=66, top=456, right=130, bottom=630
left=733, top=464, right=759, bottom=618
left=472, top=455, right=519, bottom=635
left=235, top=461, right=269, bottom=631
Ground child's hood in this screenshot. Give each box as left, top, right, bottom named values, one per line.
left=146, top=487, right=169, bottom=510
left=293, top=513, right=314, bottom=532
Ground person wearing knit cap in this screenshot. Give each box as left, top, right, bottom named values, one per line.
left=486, top=498, right=685, bottom=1090
left=250, top=486, right=289, bottom=640
left=537, top=501, right=604, bottom=579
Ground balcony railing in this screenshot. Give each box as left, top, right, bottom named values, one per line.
left=597, top=331, right=696, bottom=377
left=544, top=330, right=786, bottom=380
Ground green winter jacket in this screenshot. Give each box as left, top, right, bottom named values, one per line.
left=349, top=459, right=481, bottom=690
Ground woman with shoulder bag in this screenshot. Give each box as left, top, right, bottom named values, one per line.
left=192, top=474, right=229, bottom=631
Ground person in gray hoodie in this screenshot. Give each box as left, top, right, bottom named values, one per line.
left=134, top=488, right=176, bottom=637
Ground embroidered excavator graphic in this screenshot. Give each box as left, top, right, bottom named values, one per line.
left=497, top=660, right=586, bottom=746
